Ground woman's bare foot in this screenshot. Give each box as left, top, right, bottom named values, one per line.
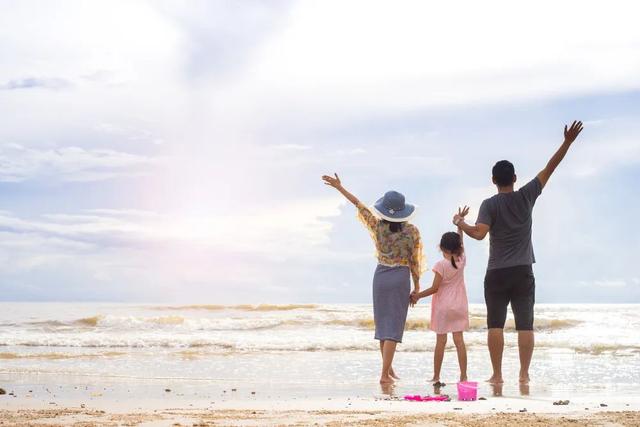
left=379, top=374, right=395, bottom=384
left=486, top=375, right=504, bottom=384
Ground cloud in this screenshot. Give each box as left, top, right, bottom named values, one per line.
left=0, top=196, right=343, bottom=255
left=269, top=143, right=312, bottom=151
left=209, top=0, right=640, bottom=132
left=0, top=144, right=159, bottom=182
left=1, top=77, right=72, bottom=90
left=158, top=0, right=292, bottom=80
left=1, top=1, right=639, bottom=303
left=0, top=198, right=344, bottom=301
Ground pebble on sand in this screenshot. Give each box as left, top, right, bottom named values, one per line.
left=165, top=389, right=171, bottom=393
left=0, top=388, right=5, bottom=395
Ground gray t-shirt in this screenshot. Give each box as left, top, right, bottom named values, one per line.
left=476, top=177, right=542, bottom=270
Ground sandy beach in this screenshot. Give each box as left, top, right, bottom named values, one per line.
left=2, top=303, right=639, bottom=425
left=1, top=394, right=639, bottom=426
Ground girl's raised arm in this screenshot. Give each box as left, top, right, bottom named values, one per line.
left=455, top=205, right=470, bottom=246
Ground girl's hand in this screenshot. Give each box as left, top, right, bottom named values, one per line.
left=322, top=173, right=342, bottom=189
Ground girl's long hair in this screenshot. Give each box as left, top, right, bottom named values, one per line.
left=381, top=219, right=405, bottom=233
left=439, top=232, right=463, bottom=268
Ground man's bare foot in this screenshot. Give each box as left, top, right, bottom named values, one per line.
left=379, top=375, right=395, bottom=384
left=519, top=373, right=530, bottom=384
left=486, top=375, right=504, bottom=384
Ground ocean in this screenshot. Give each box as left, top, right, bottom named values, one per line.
left=1, top=303, right=639, bottom=406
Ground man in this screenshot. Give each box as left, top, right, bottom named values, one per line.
left=454, top=121, right=584, bottom=384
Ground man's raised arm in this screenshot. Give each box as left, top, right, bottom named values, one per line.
left=458, top=221, right=490, bottom=241
left=537, top=120, right=584, bottom=189
left=454, top=207, right=490, bottom=241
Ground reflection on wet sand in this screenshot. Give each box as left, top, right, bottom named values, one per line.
left=433, top=383, right=444, bottom=395
left=379, top=382, right=396, bottom=396
left=490, top=382, right=503, bottom=397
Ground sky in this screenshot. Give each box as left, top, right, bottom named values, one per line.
left=1, top=0, right=639, bottom=303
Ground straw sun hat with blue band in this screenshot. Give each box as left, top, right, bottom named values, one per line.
left=371, top=190, right=417, bottom=222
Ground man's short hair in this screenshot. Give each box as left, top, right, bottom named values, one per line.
left=492, top=160, right=515, bottom=187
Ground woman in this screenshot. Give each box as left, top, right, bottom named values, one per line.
left=322, top=173, right=425, bottom=384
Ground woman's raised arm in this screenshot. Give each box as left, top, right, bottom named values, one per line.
left=322, top=173, right=378, bottom=230
left=322, top=173, right=360, bottom=206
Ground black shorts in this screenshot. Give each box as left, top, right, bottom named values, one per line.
left=484, top=265, right=535, bottom=331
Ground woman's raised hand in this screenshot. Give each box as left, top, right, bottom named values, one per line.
left=322, top=173, right=342, bottom=189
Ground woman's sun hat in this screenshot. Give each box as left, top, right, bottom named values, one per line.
left=372, top=190, right=416, bottom=222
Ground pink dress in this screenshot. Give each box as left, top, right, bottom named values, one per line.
left=430, top=253, right=469, bottom=334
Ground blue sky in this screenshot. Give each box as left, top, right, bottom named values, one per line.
left=1, top=0, right=639, bottom=303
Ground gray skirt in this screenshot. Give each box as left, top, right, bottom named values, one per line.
left=372, top=264, right=411, bottom=343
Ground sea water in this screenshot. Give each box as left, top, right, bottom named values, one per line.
left=0, top=303, right=639, bottom=403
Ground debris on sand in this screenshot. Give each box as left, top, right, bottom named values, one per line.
left=0, top=388, right=5, bottom=395
left=553, top=400, right=570, bottom=405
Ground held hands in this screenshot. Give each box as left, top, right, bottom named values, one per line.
left=452, top=205, right=470, bottom=226
left=322, top=173, right=342, bottom=189
left=563, top=120, right=584, bottom=144
left=409, top=290, right=420, bottom=307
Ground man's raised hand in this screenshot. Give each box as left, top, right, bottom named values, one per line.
left=564, top=120, right=584, bottom=144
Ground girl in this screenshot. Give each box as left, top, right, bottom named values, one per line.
left=411, top=206, right=470, bottom=384
left=322, top=173, right=425, bottom=384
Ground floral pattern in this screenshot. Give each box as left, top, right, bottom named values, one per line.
left=357, top=202, right=426, bottom=284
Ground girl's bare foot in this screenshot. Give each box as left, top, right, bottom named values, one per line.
left=379, top=374, right=394, bottom=384
left=389, top=368, right=400, bottom=380
left=459, top=375, right=468, bottom=382
left=486, top=375, right=504, bottom=384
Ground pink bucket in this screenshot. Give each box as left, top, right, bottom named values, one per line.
left=457, top=381, right=478, bottom=401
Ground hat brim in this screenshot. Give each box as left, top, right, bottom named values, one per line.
left=371, top=203, right=417, bottom=222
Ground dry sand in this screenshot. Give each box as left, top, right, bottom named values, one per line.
left=0, top=407, right=639, bottom=426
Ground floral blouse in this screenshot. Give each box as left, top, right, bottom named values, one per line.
left=357, top=202, right=426, bottom=284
